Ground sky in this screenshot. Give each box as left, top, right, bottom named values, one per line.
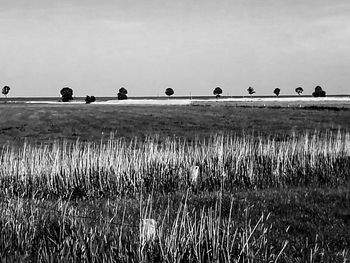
left=0, top=0, right=349, bottom=97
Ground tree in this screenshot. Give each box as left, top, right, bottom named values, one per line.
left=118, top=87, right=128, bottom=100
left=247, top=86, right=255, bottom=96
left=60, top=87, right=73, bottom=102
left=312, top=86, right=326, bottom=97
left=165, top=88, right=174, bottom=97
left=85, top=95, right=96, bottom=104
left=295, top=87, right=303, bottom=96
left=273, top=88, right=281, bottom=97
left=119, top=87, right=128, bottom=95
left=2, top=86, right=10, bottom=102
left=213, top=87, right=223, bottom=99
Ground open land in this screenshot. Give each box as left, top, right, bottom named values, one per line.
left=0, top=100, right=350, bottom=262
left=1, top=99, right=350, bottom=145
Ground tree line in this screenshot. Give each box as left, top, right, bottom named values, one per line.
left=213, top=85, right=326, bottom=99
left=1, top=85, right=328, bottom=103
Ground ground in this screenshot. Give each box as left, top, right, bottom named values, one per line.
left=0, top=101, right=349, bottom=261
left=0, top=102, right=349, bottom=146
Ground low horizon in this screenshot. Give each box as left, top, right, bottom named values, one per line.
left=3, top=93, right=350, bottom=99
left=1, top=85, right=349, bottom=98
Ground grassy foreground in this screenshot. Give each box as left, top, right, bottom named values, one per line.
left=1, top=188, right=349, bottom=262
left=0, top=104, right=349, bottom=261
left=2, top=189, right=349, bottom=262
left=0, top=131, right=349, bottom=262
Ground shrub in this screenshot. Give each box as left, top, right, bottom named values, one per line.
left=85, top=96, right=96, bottom=104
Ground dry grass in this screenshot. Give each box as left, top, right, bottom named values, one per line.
left=0, top=131, right=349, bottom=198
left=1, top=192, right=348, bottom=262
left=0, top=194, right=295, bottom=262
left=0, top=131, right=349, bottom=261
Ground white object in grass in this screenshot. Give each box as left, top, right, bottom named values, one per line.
left=189, top=166, right=200, bottom=185
left=141, top=219, right=157, bottom=242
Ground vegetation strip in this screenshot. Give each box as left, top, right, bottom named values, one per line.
left=0, top=131, right=349, bottom=261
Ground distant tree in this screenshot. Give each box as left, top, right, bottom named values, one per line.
left=295, top=87, right=303, bottom=96
left=213, top=87, right=223, bottom=99
left=2, top=86, right=10, bottom=102
left=273, top=88, right=281, bottom=97
left=119, top=87, right=128, bottom=95
left=60, top=87, right=73, bottom=102
left=85, top=95, right=96, bottom=104
left=118, top=87, right=128, bottom=100
left=247, top=86, right=255, bottom=96
left=312, top=86, right=326, bottom=97
left=165, top=88, right=174, bottom=97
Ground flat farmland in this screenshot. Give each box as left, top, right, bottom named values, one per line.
left=0, top=103, right=349, bottom=145
left=0, top=102, right=350, bottom=262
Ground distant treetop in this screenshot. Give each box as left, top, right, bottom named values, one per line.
left=273, top=88, right=280, bottom=97
left=60, top=87, right=73, bottom=102
left=247, top=86, right=255, bottom=95
left=312, top=86, right=326, bottom=97
left=119, top=87, right=128, bottom=95
left=165, top=88, right=174, bottom=97
left=295, top=87, right=303, bottom=95
left=213, top=87, right=223, bottom=98
left=2, top=86, right=10, bottom=103
left=118, top=87, right=128, bottom=100
left=2, top=86, right=10, bottom=96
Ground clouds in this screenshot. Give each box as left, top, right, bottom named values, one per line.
left=0, top=0, right=349, bottom=96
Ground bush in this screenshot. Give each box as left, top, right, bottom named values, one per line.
left=85, top=96, right=96, bottom=104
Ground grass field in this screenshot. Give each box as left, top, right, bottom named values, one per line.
left=0, top=103, right=349, bottom=145
left=0, top=102, right=349, bottom=262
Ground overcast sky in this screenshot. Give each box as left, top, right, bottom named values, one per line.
left=0, top=0, right=349, bottom=97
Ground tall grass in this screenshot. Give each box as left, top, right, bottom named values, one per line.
left=0, top=131, right=349, bottom=198
left=1, top=194, right=348, bottom=262
left=0, top=194, right=291, bottom=262
left=0, top=131, right=349, bottom=262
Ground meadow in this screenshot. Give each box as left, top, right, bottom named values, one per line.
left=0, top=102, right=349, bottom=145
left=0, top=102, right=349, bottom=262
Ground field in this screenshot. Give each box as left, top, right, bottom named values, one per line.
left=1, top=101, right=349, bottom=145
left=0, top=101, right=350, bottom=262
